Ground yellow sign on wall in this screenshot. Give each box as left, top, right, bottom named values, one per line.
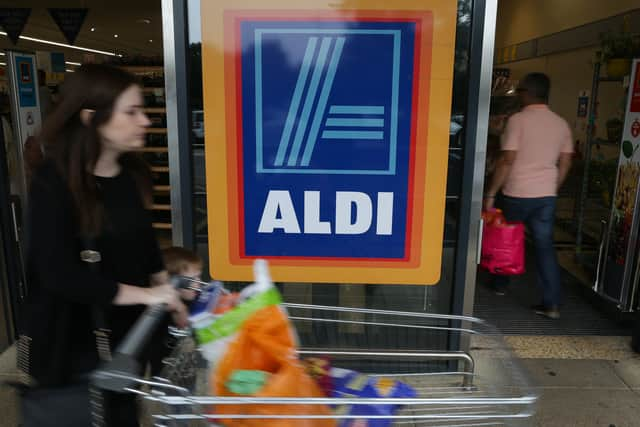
left=201, top=0, right=457, bottom=284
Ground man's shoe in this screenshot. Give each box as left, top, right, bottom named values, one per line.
left=533, top=305, right=560, bottom=319
left=487, top=282, right=507, bottom=296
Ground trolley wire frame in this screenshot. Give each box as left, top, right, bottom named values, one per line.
left=93, top=299, right=538, bottom=427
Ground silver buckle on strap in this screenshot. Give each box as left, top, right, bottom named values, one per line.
left=80, top=249, right=102, bottom=263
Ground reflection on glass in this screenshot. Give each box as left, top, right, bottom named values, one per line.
left=452, top=0, right=472, bottom=117
left=188, top=0, right=202, bottom=44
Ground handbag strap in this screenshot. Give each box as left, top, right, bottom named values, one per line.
left=80, top=237, right=112, bottom=362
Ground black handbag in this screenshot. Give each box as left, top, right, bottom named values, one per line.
left=19, top=240, right=112, bottom=427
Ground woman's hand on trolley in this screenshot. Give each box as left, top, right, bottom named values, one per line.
left=114, top=283, right=189, bottom=327
left=147, top=284, right=189, bottom=328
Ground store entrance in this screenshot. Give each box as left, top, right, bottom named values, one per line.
left=474, top=2, right=640, bottom=334
left=0, top=0, right=170, bottom=345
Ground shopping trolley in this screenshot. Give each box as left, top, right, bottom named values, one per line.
left=91, top=279, right=538, bottom=427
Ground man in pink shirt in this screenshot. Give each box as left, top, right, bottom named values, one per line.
left=484, top=73, right=573, bottom=319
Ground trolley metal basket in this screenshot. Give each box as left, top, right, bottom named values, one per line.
left=92, top=292, right=538, bottom=427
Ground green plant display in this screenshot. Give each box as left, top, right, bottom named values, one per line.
left=599, top=21, right=640, bottom=62
left=623, top=140, right=636, bottom=159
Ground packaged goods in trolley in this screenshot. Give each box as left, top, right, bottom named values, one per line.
left=91, top=260, right=538, bottom=426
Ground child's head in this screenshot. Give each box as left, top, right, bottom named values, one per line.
left=163, top=247, right=203, bottom=301
left=162, top=246, right=203, bottom=281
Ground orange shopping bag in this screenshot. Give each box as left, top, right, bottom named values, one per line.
left=212, top=304, right=335, bottom=427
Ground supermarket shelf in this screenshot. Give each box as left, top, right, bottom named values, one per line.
left=152, top=222, right=172, bottom=230
left=120, top=66, right=164, bottom=73
left=127, top=65, right=172, bottom=240
left=144, top=107, right=166, bottom=114
left=137, top=146, right=168, bottom=153
left=146, top=128, right=167, bottom=134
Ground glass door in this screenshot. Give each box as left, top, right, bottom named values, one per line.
left=0, top=113, right=23, bottom=350
left=162, top=0, right=496, bottom=353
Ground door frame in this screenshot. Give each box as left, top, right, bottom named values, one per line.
left=451, top=0, right=497, bottom=320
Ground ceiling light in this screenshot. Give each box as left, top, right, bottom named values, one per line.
left=0, top=62, right=6, bottom=66
left=66, top=69, right=75, bottom=73
left=113, top=34, right=118, bottom=38
left=137, top=18, right=151, bottom=24
left=0, top=52, right=4, bottom=56
left=0, top=31, right=121, bottom=57
left=65, top=61, right=81, bottom=66
left=90, top=27, right=96, bottom=32
left=149, top=39, right=153, bottom=43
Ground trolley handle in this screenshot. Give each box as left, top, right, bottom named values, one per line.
left=91, top=275, right=190, bottom=392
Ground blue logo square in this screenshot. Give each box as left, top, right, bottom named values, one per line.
left=240, top=20, right=417, bottom=259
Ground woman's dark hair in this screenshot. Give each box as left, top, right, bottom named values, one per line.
left=39, top=64, right=152, bottom=236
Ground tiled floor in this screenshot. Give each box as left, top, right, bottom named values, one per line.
left=468, top=334, right=640, bottom=426
left=0, top=345, right=19, bottom=427
left=505, top=335, right=638, bottom=360
left=525, top=357, right=640, bottom=427
left=472, top=234, right=640, bottom=426
left=472, top=242, right=640, bottom=426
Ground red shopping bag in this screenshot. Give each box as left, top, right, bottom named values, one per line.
left=480, top=210, right=525, bottom=275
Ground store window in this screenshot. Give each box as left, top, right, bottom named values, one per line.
left=183, top=0, right=481, bottom=356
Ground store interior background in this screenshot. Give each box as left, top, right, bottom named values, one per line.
left=491, top=0, right=640, bottom=316
left=1, top=0, right=640, bottom=353
left=0, top=0, right=167, bottom=352
left=0, top=0, right=169, bottom=234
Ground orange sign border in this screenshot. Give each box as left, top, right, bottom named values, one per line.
left=202, top=1, right=456, bottom=284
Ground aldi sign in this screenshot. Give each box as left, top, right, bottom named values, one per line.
left=202, top=2, right=457, bottom=284
left=246, top=23, right=415, bottom=259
